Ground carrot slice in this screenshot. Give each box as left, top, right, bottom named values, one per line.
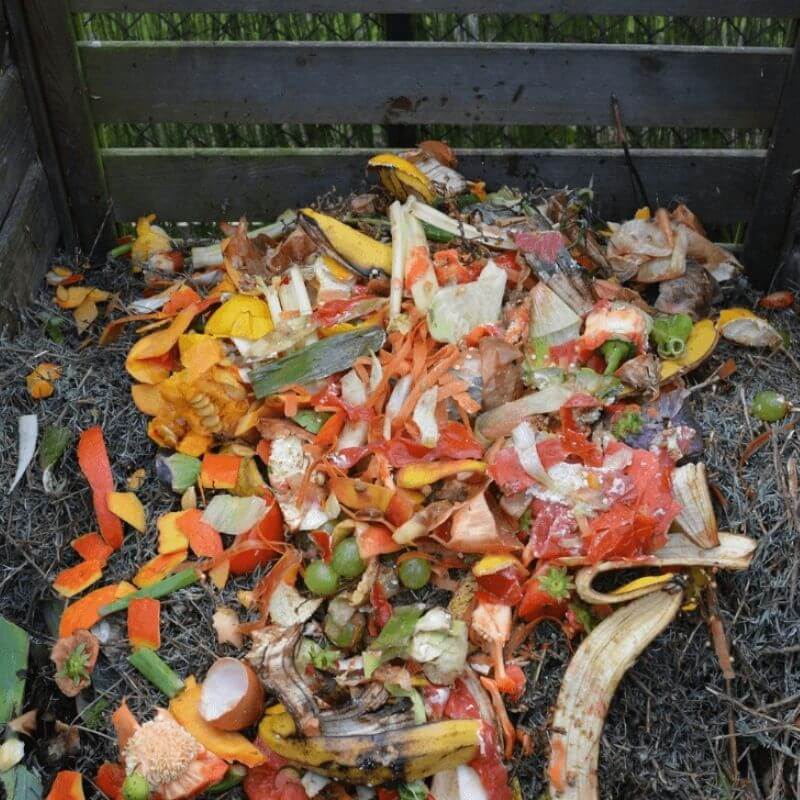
left=71, top=532, right=113, bottom=565
left=200, top=453, right=243, bottom=490
left=77, top=427, right=123, bottom=550
left=59, top=582, right=136, bottom=637
left=127, top=597, right=161, bottom=650
left=53, top=560, right=104, bottom=598
left=178, top=509, right=223, bottom=557
left=111, top=700, right=140, bottom=750
left=46, top=771, right=84, bottom=800
left=133, top=551, right=187, bottom=588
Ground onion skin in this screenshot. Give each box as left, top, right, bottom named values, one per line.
left=200, top=658, right=265, bottom=731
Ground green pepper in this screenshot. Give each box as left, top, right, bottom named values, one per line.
left=612, top=410, right=644, bottom=440
left=600, top=339, right=636, bottom=375
left=651, top=314, right=693, bottom=359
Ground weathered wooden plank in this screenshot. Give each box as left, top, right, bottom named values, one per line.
left=102, top=147, right=765, bottom=225
left=0, top=161, right=60, bottom=322
left=4, top=0, right=76, bottom=251
left=742, top=34, right=800, bottom=287
left=0, top=2, right=8, bottom=66
left=23, top=0, right=115, bottom=254
left=0, top=68, right=37, bottom=228
left=79, top=42, right=790, bottom=129
left=69, top=0, right=800, bottom=16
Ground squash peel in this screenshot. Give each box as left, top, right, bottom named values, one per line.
left=659, top=318, right=718, bottom=382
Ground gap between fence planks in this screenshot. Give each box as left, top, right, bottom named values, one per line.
left=102, top=146, right=765, bottom=225
left=68, top=0, right=800, bottom=16
left=79, top=41, right=790, bottom=129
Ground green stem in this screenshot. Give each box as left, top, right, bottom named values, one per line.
left=601, top=339, right=635, bottom=375
left=100, top=568, right=199, bottom=616
left=108, top=242, right=133, bottom=258
left=128, top=649, right=184, bottom=697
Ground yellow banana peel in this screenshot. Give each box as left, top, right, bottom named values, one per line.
left=368, top=154, right=436, bottom=203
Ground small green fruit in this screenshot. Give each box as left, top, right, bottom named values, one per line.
left=122, top=772, right=150, bottom=800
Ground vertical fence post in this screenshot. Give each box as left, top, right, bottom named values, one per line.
left=742, top=28, right=800, bottom=288
left=20, top=0, right=116, bottom=256
left=383, top=13, right=418, bottom=148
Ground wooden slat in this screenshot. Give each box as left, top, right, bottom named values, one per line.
left=102, top=147, right=765, bottom=225
left=0, top=161, right=60, bottom=325
left=69, top=0, right=800, bottom=16
left=79, top=42, right=790, bottom=129
left=0, top=68, right=37, bottom=227
left=742, top=34, right=800, bottom=286
left=23, top=0, right=115, bottom=254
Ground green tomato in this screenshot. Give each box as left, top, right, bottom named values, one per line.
left=304, top=560, right=339, bottom=596
left=331, top=537, right=366, bottom=579
left=751, top=390, right=790, bottom=422
left=122, top=773, right=150, bottom=800
left=398, top=557, right=431, bottom=590
left=324, top=610, right=365, bottom=649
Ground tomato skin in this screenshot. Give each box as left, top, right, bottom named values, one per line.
left=470, top=724, right=513, bottom=800
left=228, top=498, right=284, bottom=574
left=312, top=296, right=379, bottom=327
left=476, top=567, right=523, bottom=605
left=488, top=446, right=535, bottom=494
left=244, top=765, right=308, bottom=800
left=519, top=565, right=568, bottom=622
left=95, top=763, right=125, bottom=800
left=385, top=489, right=417, bottom=526
left=368, top=580, right=393, bottom=636
left=381, top=422, right=482, bottom=468
left=444, top=679, right=481, bottom=720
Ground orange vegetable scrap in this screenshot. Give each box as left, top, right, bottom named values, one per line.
left=53, top=560, right=104, bottom=598
left=177, top=509, right=223, bottom=557
left=127, top=597, right=161, bottom=650
left=71, top=532, right=113, bottom=565
left=26, top=362, right=62, bottom=399
left=59, top=582, right=136, bottom=637
left=169, top=676, right=266, bottom=766
left=133, top=550, right=187, bottom=588
left=46, top=771, right=85, bottom=800
left=329, top=476, right=395, bottom=513
left=200, top=453, right=243, bottom=490
left=157, top=511, right=189, bottom=554
left=95, top=763, right=125, bottom=800
left=396, top=459, right=486, bottom=489
left=77, top=427, right=124, bottom=550
left=107, top=491, right=147, bottom=533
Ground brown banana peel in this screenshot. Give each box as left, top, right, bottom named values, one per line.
left=549, top=589, right=683, bottom=799
left=574, top=532, right=755, bottom=605
left=257, top=711, right=481, bottom=785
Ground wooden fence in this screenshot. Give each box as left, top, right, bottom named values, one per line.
left=1, top=1, right=799, bottom=297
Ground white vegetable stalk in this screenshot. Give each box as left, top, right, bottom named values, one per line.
left=289, top=266, right=313, bottom=315
left=405, top=195, right=515, bottom=250
left=384, top=374, right=412, bottom=439
left=388, top=201, right=406, bottom=319
left=404, top=199, right=440, bottom=313
left=264, top=286, right=283, bottom=322
left=412, top=386, right=440, bottom=448
left=338, top=370, right=368, bottom=450
left=10, top=415, right=37, bottom=494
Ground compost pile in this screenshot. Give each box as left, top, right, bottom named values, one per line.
left=2, top=143, right=800, bottom=800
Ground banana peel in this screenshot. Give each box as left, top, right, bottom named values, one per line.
left=257, top=711, right=480, bottom=785
left=299, top=209, right=392, bottom=277
left=368, top=154, right=436, bottom=203
left=574, top=532, right=755, bottom=605
left=549, top=589, right=683, bottom=799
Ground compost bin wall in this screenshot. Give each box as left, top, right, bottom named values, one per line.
left=0, top=6, right=60, bottom=325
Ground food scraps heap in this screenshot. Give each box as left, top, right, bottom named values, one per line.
left=32, top=141, right=797, bottom=800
